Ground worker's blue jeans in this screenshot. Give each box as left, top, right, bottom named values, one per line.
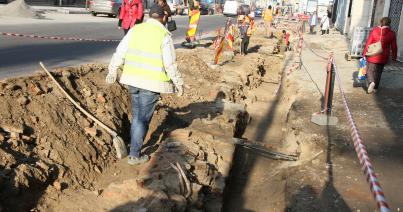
left=128, top=86, right=159, bottom=158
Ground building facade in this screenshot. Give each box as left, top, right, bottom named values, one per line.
left=332, top=0, right=402, bottom=61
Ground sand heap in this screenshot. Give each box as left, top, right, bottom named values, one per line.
left=0, top=0, right=39, bottom=18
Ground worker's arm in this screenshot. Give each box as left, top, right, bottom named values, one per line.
left=105, top=30, right=132, bottom=84
left=162, top=35, right=184, bottom=95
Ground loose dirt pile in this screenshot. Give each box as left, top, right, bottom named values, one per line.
left=0, top=33, right=272, bottom=211
left=0, top=0, right=39, bottom=18
left=0, top=65, right=131, bottom=211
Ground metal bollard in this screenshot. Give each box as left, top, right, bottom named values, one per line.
left=311, top=54, right=339, bottom=126
left=323, top=56, right=335, bottom=114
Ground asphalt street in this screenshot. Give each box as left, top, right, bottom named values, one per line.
left=0, top=13, right=228, bottom=79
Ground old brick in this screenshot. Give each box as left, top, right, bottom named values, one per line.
left=29, top=83, right=44, bottom=95
left=97, top=93, right=106, bottom=103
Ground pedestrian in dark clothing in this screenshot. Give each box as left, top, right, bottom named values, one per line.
left=238, top=12, right=255, bottom=55
left=156, top=0, right=171, bottom=23
left=363, top=17, right=398, bottom=93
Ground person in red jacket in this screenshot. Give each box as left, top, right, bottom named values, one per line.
left=118, top=0, right=144, bottom=35
left=363, top=17, right=398, bottom=93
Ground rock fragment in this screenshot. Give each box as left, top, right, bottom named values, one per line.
left=0, top=133, right=5, bottom=142
left=17, top=96, right=29, bottom=105
left=2, top=123, right=25, bottom=134
left=84, top=127, right=98, bottom=137
left=53, top=181, right=62, bottom=191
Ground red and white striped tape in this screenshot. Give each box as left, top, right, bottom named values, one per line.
left=1, top=32, right=121, bottom=42
left=332, top=58, right=390, bottom=212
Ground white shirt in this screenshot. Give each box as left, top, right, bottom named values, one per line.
left=108, top=19, right=183, bottom=92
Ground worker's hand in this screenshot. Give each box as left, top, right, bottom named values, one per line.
left=106, top=71, right=117, bottom=84
left=176, top=85, right=183, bottom=97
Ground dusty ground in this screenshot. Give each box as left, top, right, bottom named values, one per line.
left=224, top=22, right=403, bottom=211
left=2, top=19, right=400, bottom=212
left=0, top=28, right=273, bottom=211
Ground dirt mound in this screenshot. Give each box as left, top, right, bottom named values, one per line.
left=0, top=0, right=39, bottom=18
left=0, top=64, right=131, bottom=211
left=0, top=28, right=275, bottom=211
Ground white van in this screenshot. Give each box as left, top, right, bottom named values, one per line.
left=223, top=0, right=239, bottom=16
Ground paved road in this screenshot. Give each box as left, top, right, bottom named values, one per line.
left=0, top=13, right=228, bottom=79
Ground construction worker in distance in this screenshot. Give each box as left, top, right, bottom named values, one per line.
left=282, top=30, right=291, bottom=51
left=238, top=10, right=255, bottom=56
left=187, top=0, right=200, bottom=19
left=105, top=4, right=184, bottom=165
left=262, top=5, right=273, bottom=38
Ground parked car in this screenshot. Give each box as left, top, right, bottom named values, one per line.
left=89, top=0, right=122, bottom=17
left=254, top=7, right=263, bottom=17
left=223, top=0, right=239, bottom=16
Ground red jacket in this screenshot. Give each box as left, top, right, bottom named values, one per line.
left=119, top=0, right=143, bottom=30
left=363, top=26, right=397, bottom=64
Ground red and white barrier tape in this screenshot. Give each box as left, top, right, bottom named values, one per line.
left=1, top=32, right=121, bottom=42
left=332, top=59, right=390, bottom=212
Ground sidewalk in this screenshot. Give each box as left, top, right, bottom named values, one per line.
left=291, top=29, right=403, bottom=211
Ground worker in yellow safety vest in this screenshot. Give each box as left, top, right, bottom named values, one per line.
left=106, top=4, right=184, bottom=165
left=262, top=5, right=273, bottom=37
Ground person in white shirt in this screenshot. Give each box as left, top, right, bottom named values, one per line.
left=320, top=12, right=330, bottom=35
left=106, top=4, right=184, bottom=165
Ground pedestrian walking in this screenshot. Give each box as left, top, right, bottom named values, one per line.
left=238, top=11, right=255, bottom=56
left=118, top=0, right=144, bottom=35
left=363, top=17, right=397, bottom=94
left=309, top=11, right=318, bottom=34
left=320, top=12, right=330, bottom=35
left=106, top=4, right=184, bottom=165
left=262, top=5, right=273, bottom=38
left=156, top=0, right=171, bottom=23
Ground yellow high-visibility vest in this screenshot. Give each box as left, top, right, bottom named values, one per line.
left=122, top=22, right=170, bottom=82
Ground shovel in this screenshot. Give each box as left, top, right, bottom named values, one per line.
left=39, top=62, right=128, bottom=159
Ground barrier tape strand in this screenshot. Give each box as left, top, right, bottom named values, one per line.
left=1, top=32, right=121, bottom=42
left=332, top=59, right=390, bottom=212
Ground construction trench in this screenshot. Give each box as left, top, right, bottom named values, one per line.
left=0, top=23, right=368, bottom=211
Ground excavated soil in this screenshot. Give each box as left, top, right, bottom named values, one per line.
left=0, top=64, right=131, bottom=211
left=0, top=30, right=276, bottom=211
